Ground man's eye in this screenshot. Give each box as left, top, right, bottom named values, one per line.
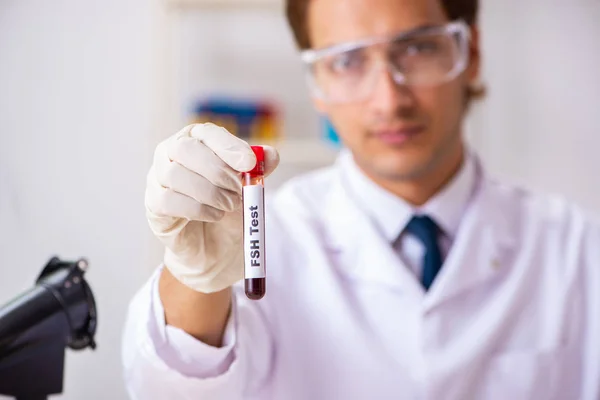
left=406, top=40, right=441, bottom=55
left=329, top=51, right=365, bottom=73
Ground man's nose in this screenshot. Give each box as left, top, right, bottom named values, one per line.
left=368, top=66, right=416, bottom=113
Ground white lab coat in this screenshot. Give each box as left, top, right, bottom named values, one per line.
left=122, top=154, right=600, bottom=400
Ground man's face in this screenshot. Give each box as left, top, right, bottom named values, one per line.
left=307, top=0, right=480, bottom=182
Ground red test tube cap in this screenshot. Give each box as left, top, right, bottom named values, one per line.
left=248, top=146, right=265, bottom=175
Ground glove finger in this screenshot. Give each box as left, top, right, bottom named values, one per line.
left=167, top=135, right=244, bottom=194
left=261, top=145, right=280, bottom=178
left=156, top=157, right=241, bottom=213
left=146, top=167, right=225, bottom=222
left=188, top=123, right=257, bottom=172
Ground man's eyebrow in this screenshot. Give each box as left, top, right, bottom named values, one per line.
left=311, top=23, right=446, bottom=54
left=401, top=23, right=443, bottom=37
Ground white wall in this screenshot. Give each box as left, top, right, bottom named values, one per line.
left=1, top=0, right=599, bottom=399
left=473, top=0, right=600, bottom=214
left=0, top=0, right=163, bottom=398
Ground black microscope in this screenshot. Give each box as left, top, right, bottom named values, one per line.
left=0, top=257, right=98, bottom=400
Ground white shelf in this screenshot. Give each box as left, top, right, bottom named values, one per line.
left=250, top=138, right=340, bottom=166
left=257, top=138, right=340, bottom=189
left=167, top=0, right=282, bottom=10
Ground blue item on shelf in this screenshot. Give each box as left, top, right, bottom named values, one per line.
left=322, top=116, right=341, bottom=147
left=192, top=96, right=280, bottom=140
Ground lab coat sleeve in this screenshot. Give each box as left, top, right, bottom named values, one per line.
left=122, top=266, right=275, bottom=399
left=582, top=219, right=600, bottom=400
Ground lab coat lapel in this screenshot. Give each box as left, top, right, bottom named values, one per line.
left=423, top=163, right=518, bottom=311
left=322, top=170, right=424, bottom=297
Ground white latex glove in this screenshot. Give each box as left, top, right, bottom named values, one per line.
left=145, top=123, right=280, bottom=293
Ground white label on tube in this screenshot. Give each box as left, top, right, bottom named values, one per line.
left=243, top=185, right=266, bottom=279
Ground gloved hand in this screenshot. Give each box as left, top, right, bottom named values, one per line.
left=145, top=123, right=280, bottom=293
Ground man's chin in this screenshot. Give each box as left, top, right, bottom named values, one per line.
left=369, top=154, right=435, bottom=182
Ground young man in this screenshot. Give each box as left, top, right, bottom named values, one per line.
left=122, top=0, right=600, bottom=398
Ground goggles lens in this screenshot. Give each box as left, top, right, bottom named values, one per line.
left=302, top=21, right=470, bottom=103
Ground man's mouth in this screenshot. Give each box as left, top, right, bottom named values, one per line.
left=372, top=125, right=425, bottom=145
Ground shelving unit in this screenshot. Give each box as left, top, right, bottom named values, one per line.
left=159, top=0, right=340, bottom=189
left=251, top=138, right=340, bottom=166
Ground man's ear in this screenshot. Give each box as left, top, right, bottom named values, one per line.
left=467, top=24, right=481, bottom=84
left=312, top=96, right=328, bottom=114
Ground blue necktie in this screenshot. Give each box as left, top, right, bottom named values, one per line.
left=405, top=215, right=442, bottom=291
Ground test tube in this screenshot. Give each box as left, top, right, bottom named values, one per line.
left=242, top=146, right=266, bottom=300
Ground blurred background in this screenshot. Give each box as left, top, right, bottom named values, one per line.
left=1, top=0, right=599, bottom=398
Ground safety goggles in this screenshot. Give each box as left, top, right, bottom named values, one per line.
left=300, top=20, right=471, bottom=104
